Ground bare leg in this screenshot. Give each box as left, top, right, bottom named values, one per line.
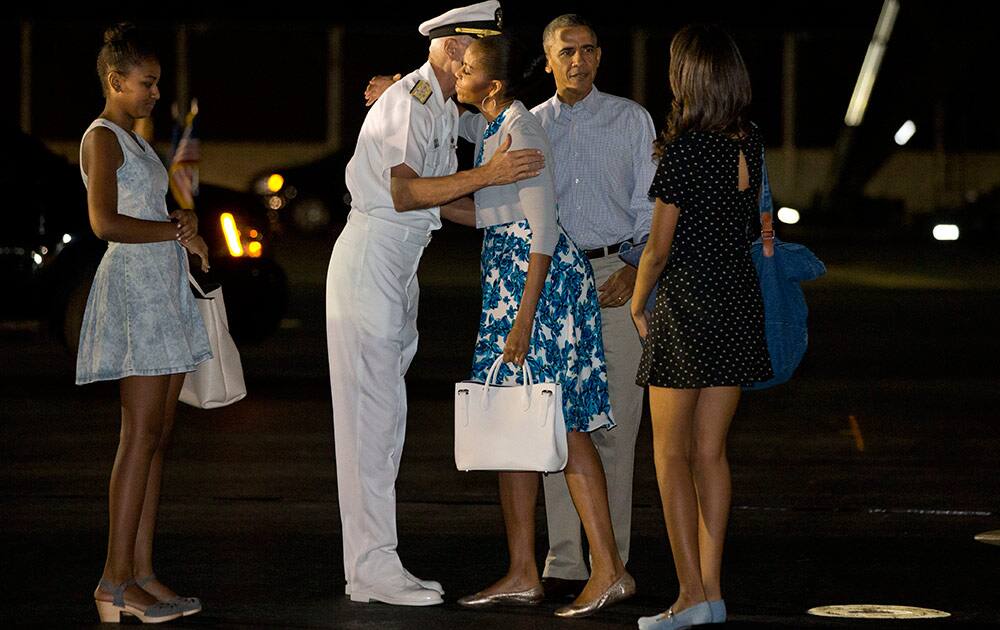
left=94, top=375, right=170, bottom=608
left=476, top=471, right=542, bottom=594
left=691, top=386, right=739, bottom=602
left=648, top=386, right=706, bottom=613
left=134, top=373, right=186, bottom=601
left=563, top=431, right=626, bottom=604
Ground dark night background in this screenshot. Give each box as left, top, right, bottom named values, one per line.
left=2, top=1, right=999, bottom=628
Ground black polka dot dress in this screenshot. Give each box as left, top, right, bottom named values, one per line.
left=637, top=126, right=773, bottom=389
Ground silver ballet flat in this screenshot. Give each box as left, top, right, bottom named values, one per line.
left=457, top=584, right=544, bottom=608
left=554, top=572, right=636, bottom=618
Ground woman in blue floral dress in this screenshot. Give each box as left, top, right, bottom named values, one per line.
left=441, top=34, right=635, bottom=617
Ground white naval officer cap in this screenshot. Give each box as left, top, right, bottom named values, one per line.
left=418, top=1, right=503, bottom=39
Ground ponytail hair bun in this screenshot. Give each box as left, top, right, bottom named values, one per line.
left=96, top=22, right=158, bottom=96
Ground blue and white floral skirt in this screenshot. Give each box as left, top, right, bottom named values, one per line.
left=470, top=219, right=615, bottom=433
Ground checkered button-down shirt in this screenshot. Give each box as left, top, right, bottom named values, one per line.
left=531, top=86, right=657, bottom=251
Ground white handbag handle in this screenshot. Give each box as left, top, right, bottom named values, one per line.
left=484, top=355, right=533, bottom=388
left=187, top=270, right=213, bottom=299
left=482, top=355, right=534, bottom=411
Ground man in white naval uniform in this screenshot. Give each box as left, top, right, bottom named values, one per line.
left=360, top=15, right=651, bottom=600
left=326, top=0, right=544, bottom=607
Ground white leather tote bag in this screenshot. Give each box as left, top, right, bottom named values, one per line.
left=454, top=356, right=567, bottom=472
left=180, top=273, right=247, bottom=409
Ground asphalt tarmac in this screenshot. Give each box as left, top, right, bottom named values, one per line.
left=2, top=225, right=998, bottom=628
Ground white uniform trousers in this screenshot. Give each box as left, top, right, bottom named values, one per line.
left=542, top=253, right=645, bottom=579
left=326, top=211, right=430, bottom=590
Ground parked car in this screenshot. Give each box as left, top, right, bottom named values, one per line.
left=249, top=141, right=476, bottom=234
left=2, top=128, right=288, bottom=350
left=250, top=149, right=352, bottom=234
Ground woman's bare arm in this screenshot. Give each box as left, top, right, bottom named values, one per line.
left=631, top=198, right=680, bottom=337
left=82, top=127, right=179, bottom=244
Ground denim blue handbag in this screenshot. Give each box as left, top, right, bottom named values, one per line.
left=743, top=168, right=826, bottom=390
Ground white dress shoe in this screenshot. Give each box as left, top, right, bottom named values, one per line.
left=349, top=574, right=443, bottom=606
left=345, top=570, right=444, bottom=596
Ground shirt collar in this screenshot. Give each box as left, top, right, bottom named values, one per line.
left=551, top=85, right=602, bottom=120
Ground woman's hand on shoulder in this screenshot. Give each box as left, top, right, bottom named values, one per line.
left=365, top=73, right=402, bottom=107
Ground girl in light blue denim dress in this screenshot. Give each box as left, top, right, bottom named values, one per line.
left=83, top=23, right=208, bottom=624
left=76, top=117, right=212, bottom=383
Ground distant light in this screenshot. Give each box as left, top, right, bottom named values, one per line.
left=40, top=246, right=49, bottom=255
left=249, top=229, right=259, bottom=239
left=32, top=252, right=43, bottom=265
left=267, top=195, right=284, bottom=210
left=247, top=241, right=263, bottom=258
left=894, top=120, right=916, bottom=146
left=220, top=213, right=244, bottom=257
left=266, top=174, right=285, bottom=193
left=845, top=0, right=899, bottom=126
left=777, top=207, right=800, bottom=225
left=932, top=224, right=959, bottom=241
left=62, top=233, right=73, bottom=244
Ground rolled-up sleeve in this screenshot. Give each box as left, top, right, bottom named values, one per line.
left=630, top=107, right=658, bottom=243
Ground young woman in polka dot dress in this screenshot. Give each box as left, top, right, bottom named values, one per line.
left=630, top=25, right=772, bottom=630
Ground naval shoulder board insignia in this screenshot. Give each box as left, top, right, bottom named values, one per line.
left=409, top=80, right=433, bottom=105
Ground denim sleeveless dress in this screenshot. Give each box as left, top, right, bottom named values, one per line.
left=75, top=118, right=212, bottom=384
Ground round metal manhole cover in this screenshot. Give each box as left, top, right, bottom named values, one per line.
left=975, top=530, right=1000, bottom=546
left=808, top=605, right=950, bottom=619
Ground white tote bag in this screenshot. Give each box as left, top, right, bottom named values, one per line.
left=454, top=356, right=567, bottom=472
left=180, top=273, right=247, bottom=409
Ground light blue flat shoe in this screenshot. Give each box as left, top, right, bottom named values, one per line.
left=708, top=599, right=726, bottom=623
left=638, top=601, right=712, bottom=630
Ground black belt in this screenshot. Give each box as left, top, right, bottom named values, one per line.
left=583, top=240, right=629, bottom=260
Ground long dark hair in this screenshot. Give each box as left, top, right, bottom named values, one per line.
left=472, top=34, right=546, bottom=102
left=96, top=23, right=158, bottom=96
left=654, top=24, right=751, bottom=158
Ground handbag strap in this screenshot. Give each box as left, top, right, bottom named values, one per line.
left=759, top=145, right=775, bottom=258
left=760, top=210, right=775, bottom=258
left=188, top=270, right=210, bottom=298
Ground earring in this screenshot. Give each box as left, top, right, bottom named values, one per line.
left=480, top=95, right=497, bottom=113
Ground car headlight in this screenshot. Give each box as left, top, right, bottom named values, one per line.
left=220, top=212, right=265, bottom=258
left=254, top=173, right=286, bottom=196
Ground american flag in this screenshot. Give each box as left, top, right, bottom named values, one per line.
left=169, top=99, right=200, bottom=210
